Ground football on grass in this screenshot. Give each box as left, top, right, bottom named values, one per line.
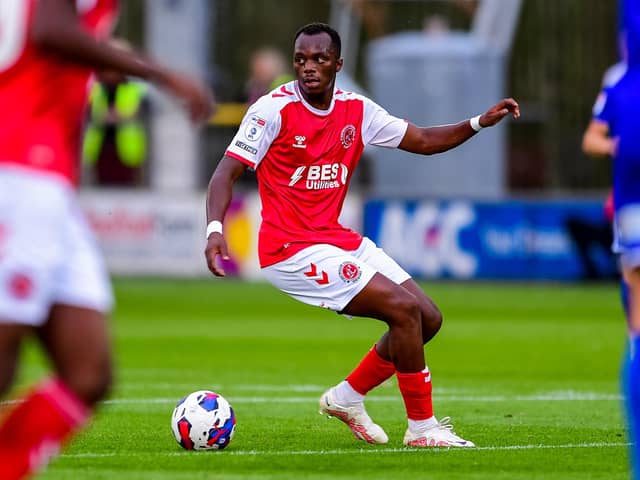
left=171, top=390, right=236, bottom=450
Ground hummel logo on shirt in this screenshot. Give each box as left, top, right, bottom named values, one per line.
left=292, top=135, right=307, bottom=149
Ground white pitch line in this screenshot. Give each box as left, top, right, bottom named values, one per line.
left=0, top=392, right=623, bottom=408
left=0, top=392, right=623, bottom=406
left=99, top=392, right=622, bottom=405
left=60, top=442, right=630, bottom=459
left=115, top=384, right=469, bottom=394
left=118, top=384, right=331, bottom=392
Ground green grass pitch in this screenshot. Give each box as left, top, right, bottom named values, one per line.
left=9, top=279, right=631, bottom=479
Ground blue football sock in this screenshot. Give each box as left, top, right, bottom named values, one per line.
left=622, top=280, right=631, bottom=320
left=624, top=335, right=640, bottom=479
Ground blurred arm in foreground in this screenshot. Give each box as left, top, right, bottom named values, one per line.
left=32, top=0, right=214, bottom=123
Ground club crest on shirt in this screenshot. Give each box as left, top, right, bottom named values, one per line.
left=244, top=115, right=267, bottom=142
left=338, top=262, right=361, bottom=283
left=7, top=271, right=34, bottom=300
left=340, top=125, right=357, bottom=149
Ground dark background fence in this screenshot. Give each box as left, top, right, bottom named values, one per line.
left=116, top=0, right=620, bottom=194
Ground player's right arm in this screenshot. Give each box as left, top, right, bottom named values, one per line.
left=204, top=156, right=248, bottom=277
left=204, top=94, right=282, bottom=276
left=582, top=88, right=617, bottom=158
left=31, top=0, right=213, bottom=123
left=582, top=120, right=617, bottom=158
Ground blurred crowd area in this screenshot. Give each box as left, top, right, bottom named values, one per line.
left=107, top=0, right=618, bottom=195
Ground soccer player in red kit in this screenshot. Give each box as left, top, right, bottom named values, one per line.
left=205, top=22, right=519, bottom=447
left=0, top=1, right=213, bottom=478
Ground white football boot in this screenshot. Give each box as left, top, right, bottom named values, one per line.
left=403, top=417, right=475, bottom=448
left=318, top=388, right=389, bottom=444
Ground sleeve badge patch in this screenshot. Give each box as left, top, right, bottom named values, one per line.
left=244, top=115, right=267, bottom=142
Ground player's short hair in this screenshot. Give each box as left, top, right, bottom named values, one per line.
left=294, top=23, right=342, bottom=58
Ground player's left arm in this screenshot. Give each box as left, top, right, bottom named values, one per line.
left=398, top=98, right=520, bottom=155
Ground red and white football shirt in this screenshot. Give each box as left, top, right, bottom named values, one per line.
left=0, top=0, right=118, bottom=186
left=226, top=81, right=408, bottom=267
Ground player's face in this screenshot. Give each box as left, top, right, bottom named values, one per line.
left=293, top=32, right=343, bottom=102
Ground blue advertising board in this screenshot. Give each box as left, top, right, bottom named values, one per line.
left=364, top=200, right=617, bottom=280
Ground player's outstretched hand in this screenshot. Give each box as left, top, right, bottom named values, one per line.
left=205, top=233, right=229, bottom=277
left=159, top=69, right=215, bottom=124
left=479, top=98, right=520, bottom=128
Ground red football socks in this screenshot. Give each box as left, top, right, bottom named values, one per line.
left=0, top=379, right=90, bottom=480
left=396, top=367, right=434, bottom=420
left=346, top=344, right=396, bottom=395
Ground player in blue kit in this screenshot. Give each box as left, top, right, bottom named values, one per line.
left=585, top=1, right=640, bottom=477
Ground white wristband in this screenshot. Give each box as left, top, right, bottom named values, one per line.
left=206, top=220, right=223, bottom=239
left=470, top=115, right=483, bottom=132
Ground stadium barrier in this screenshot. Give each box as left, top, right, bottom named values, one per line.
left=78, top=191, right=362, bottom=280
left=364, top=199, right=616, bottom=280
left=79, top=192, right=615, bottom=280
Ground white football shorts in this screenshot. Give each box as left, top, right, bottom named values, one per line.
left=617, top=204, right=640, bottom=269
left=262, top=237, right=411, bottom=312
left=0, top=167, right=113, bottom=326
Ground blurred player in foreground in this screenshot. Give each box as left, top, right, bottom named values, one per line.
left=0, top=1, right=212, bottom=478
left=583, top=0, right=640, bottom=476
left=205, top=22, right=518, bottom=448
